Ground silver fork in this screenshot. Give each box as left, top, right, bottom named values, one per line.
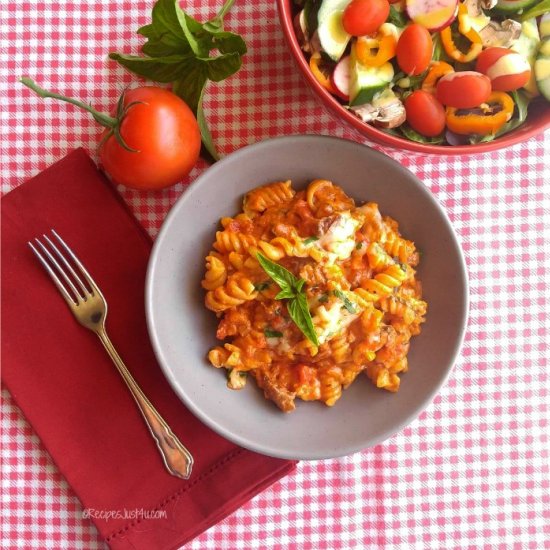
left=29, top=229, right=193, bottom=479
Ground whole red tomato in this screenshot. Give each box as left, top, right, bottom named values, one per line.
left=100, top=87, right=201, bottom=190
left=404, top=90, right=446, bottom=137
left=396, top=24, right=433, bottom=76
left=21, top=79, right=201, bottom=191
left=342, top=0, right=390, bottom=36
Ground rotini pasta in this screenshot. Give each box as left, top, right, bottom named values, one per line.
left=203, top=180, right=427, bottom=412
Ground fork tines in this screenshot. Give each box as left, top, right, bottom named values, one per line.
left=29, top=230, right=96, bottom=305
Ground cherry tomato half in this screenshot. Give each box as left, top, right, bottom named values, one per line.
left=100, top=87, right=201, bottom=190
left=404, top=90, right=446, bottom=137
left=476, top=47, right=531, bottom=92
left=342, top=0, right=390, bottom=37
left=396, top=24, right=433, bottom=76
left=436, top=71, right=491, bottom=108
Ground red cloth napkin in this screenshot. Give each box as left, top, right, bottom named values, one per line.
left=1, top=149, right=296, bottom=550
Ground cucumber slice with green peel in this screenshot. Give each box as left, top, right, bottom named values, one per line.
left=348, top=52, right=394, bottom=107
left=317, top=10, right=351, bottom=61
left=317, top=0, right=349, bottom=25
left=535, top=37, right=550, bottom=101
left=494, top=0, right=539, bottom=14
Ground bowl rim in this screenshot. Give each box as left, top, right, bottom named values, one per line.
left=145, top=135, right=470, bottom=460
left=276, top=0, right=550, bottom=155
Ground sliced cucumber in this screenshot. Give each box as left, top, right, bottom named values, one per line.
left=494, top=0, right=539, bottom=14
left=512, top=19, right=541, bottom=95
left=317, top=0, right=349, bottom=25
left=535, top=37, right=550, bottom=101
left=348, top=50, right=394, bottom=107
left=317, top=9, right=351, bottom=61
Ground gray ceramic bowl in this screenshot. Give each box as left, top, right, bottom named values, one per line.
left=146, top=135, right=468, bottom=460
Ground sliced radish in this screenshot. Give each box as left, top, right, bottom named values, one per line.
left=406, top=0, right=458, bottom=32
left=331, top=55, right=350, bottom=101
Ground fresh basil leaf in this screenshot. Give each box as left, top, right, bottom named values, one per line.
left=146, top=0, right=188, bottom=42
left=196, top=84, right=220, bottom=161
left=521, top=0, right=550, bottom=20
left=108, top=53, right=194, bottom=82
left=110, top=0, right=246, bottom=163
left=333, top=289, right=357, bottom=314
left=264, top=328, right=283, bottom=338
left=388, top=5, right=407, bottom=27
left=256, top=253, right=300, bottom=293
left=275, top=288, right=297, bottom=300
left=400, top=124, right=445, bottom=144
left=202, top=52, right=243, bottom=82
left=295, top=279, right=306, bottom=293
left=288, top=293, right=319, bottom=346
left=211, top=31, right=247, bottom=55
left=303, top=236, right=319, bottom=245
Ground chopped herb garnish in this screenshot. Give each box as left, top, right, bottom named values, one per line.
left=254, top=280, right=271, bottom=291
left=355, top=242, right=363, bottom=250
left=264, top=328, right=283, bottom=338
left=303, top=236, right=319, bottom=245
left=333, top=289, right=357, bottom=314
left=318, top=292, right=329, bottom=304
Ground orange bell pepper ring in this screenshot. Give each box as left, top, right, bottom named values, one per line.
left=440, top=3, right=483, bottom=63
left=356, top=32, right=397, bottom=67
left=309, top=53, right=337, bottom=94
left=422, top=61, right=454, bottom=95
left=446, top=91, right=515, bottom=135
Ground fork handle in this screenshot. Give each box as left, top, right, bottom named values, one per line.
left=97, top=329, right=194, bottom=479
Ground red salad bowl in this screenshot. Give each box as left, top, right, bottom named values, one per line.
left=277, top=0, right=550, bottom=154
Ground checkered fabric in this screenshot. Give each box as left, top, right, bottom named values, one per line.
left=2, top=1, right=549, bottom=549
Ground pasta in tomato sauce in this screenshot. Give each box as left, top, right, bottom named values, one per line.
left=202, top=179, right=427, bottom=412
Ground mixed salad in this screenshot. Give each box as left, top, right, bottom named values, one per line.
left=292, top=0, right=550, bottom=145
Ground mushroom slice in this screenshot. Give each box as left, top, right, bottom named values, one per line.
left=351, top=89, right=406, bottom=129
left=479, top=19, right=522, bottom=48
left=373, top=98, right=406, bottom=129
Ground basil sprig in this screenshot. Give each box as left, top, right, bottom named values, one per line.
left=109, top=0, right=246, bottom=161
left=256, top=253, right=319, bottom=346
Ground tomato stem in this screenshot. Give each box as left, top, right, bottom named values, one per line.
left=20, top=77, right=118, bottom=129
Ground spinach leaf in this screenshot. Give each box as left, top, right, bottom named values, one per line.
left=400, top=124, right=445, bottom=144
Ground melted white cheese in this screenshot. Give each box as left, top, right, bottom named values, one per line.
left=316, top=212, right=361, bottom=262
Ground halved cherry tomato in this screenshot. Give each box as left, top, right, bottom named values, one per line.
left=404, top=90, right=446, bottom=137
left=396, top=24, right=433, bottom=76
left=342, top=0, right=390, bottom=37
left=476, top=47, right=531, bottom=92
left=436, top=71, right=491, bottom=108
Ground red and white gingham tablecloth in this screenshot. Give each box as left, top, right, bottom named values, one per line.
left=1, top=1, right=549, bottom=548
